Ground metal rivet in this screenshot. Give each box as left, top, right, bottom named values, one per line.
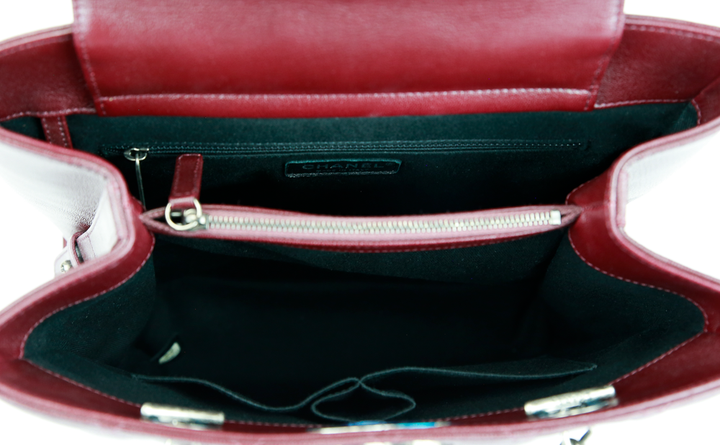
left=59, top=260, right=73, bottom=273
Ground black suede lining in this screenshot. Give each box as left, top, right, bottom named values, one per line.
left=24, top=233, right=704, bottom=424
left=45, top=103, right=696, bottom=215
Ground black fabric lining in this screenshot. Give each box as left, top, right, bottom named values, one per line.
left=149, top=334, right=180, bottom=363
left=156, top=227, right=566, bottom=284
left=0, top=116, right=44, bottom=140
left=54, top=103, right=696, bottom=215
left=23, top=233, right=704, bottom=424
left=133, top=357, right=595, bottom=422
left=9, top=102, right=703, bottom=425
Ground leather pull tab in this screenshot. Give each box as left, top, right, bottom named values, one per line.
left=169, top=154, right=203, bottom=211
left=72, top=0, right=625, bottom=118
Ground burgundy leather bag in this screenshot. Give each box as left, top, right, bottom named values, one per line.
left=1, top=0, right=720, bottom=443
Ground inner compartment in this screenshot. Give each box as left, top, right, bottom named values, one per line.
left=8, top=103, right=704, bottom=424
left=2, top=103, right=698, bottom=215
left=23, top=231, right=704, bottom=424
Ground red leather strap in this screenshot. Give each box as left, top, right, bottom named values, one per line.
left=41, top=116, right=73, bottom=148
left=72, top=0, right=625, bottom=118
left=169, top=154, right=203, bottom=211
left=0, top=26, right=94, bottom=122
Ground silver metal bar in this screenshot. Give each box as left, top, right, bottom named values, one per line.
left=140, top=403, right=224, bottom=430
left=124, top=148, right=149, bottom=209
left=525, top=385, right=617, bottom=419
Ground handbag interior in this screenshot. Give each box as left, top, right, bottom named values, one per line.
left=1, top=103, right=706, bottom=424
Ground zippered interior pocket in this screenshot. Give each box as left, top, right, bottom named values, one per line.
left=135, top=152, right=581, bottom=253
left=51, top=103, right=694, bottom=215
left=106, top=138, right=587, bottom=216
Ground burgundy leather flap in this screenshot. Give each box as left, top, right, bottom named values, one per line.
left=72, top=0, right=625, bottom=117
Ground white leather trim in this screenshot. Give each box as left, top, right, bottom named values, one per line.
left=76, top=189, right=118, bottom=261
left=0, top=132, right=125, bottom=270
left=624, top=137, right=710, bottom=202
left=0, top=139, right=108, bottom=238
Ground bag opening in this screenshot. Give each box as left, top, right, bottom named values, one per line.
left=5, top=102, right=704, bottom=425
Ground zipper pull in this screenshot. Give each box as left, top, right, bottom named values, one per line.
left=124, top=148, right=150, bottom=209
left=164, top=154, right=208, bottom=231
left=550, top=209, right=562, bottom=225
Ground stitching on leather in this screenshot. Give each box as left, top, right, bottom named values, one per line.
left=627, top=24, right=720, bottom=44
left=0, top=126, right=132, bottom=265
left=0, top=34, right=72, bottom=60
left=40, top=117, right=71, bottom=148
left=57, top=117, right=69, bottom=148
left=294, top=237, right=531, bottom=254
left=74, top=0, right=105, bottom=116
left=611, top=333, right=703, bottom=385
left=564, top=176, right=595, bottom=205
left=567, top=231, right=709, bottom=329
left=302, top=236, right=539, bottom=254
left=78, top=219, right=98, bottom=260
left=0, top=130, right=125, bottom=251
left=106, top=141, right=586, bottom=152
left=191, top=155, right=202, bottom=196
left=25, top=361, right=141, bottom=408
left=40, top=118, right=55, bottom=145
left=595, top=99, right=687, bottom=108
left=602, top=206, right=709, bottom=329
left=435, top=406, right=522, bottom=422
left=97, top=88, right=590, bottom=102
left=691, top=99, right=703, bottom=125
left=170, top=157, right=184, bottom=198
left=568, top=226, right=711, bottom=397
left=0, top=108, right=96, bottom=123
left=171, top=155, right=202, bottom=198
left=223, top=419, right=322, bottom=428
left=585, top=0, right=624, bottom=111
left=19, top=235, right=155, bottom=357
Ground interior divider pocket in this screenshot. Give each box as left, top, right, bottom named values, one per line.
left=102, top=137, right=590, bottom=215
left=133, top=356, right=595, bottom=422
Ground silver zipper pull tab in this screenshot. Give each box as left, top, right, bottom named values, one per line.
left=165, top=198, right=208, bottom=231
left=124, top=148, right=150, bottom=209
left=164, top=154, right=207, bottom=231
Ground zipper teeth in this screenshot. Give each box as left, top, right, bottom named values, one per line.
left=108, top=140, right=584, bottom=156
left=205, top=211, right=561, bottom=235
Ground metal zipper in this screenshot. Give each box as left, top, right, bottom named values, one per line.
left=163, top=199, right=565, bottom=236
left=106, top=139, right=586, bottom=157
left=203, top=209, right=563, bottom=234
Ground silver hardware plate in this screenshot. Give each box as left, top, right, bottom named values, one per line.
left=59, top=260, right=73, bottom=273
left=140, top=403, right=224, bottom=430
left=525, top=385, right=617, bottom=419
